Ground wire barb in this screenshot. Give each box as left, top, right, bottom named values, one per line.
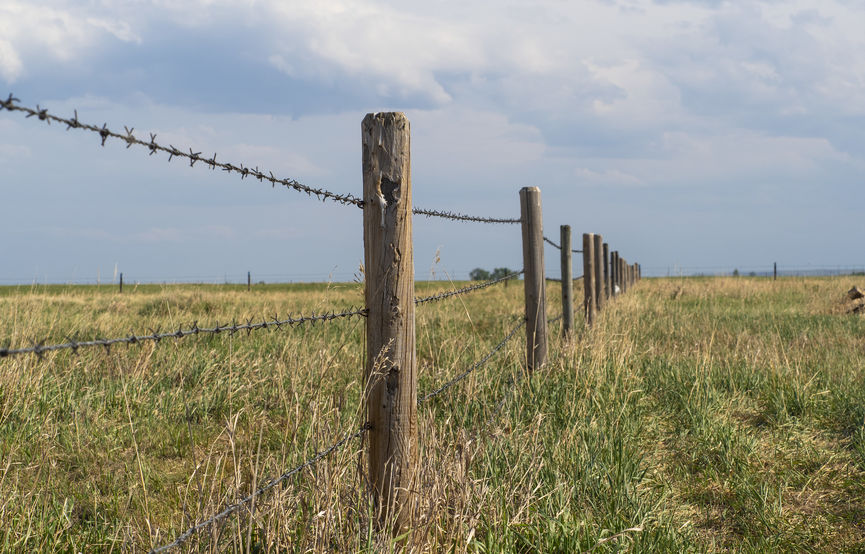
left=415, top=270, right=524, bottom=305
left=148, top=423, right=370, bottom=553
left=0, top=307, right=368, bottom=359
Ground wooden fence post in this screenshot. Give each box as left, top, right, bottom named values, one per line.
left=602, top=243, right=610, bottom=300
left=620, top=257, right=627, bottom=294
left=119, top=272, right=123, bottom=294
left=362, top=112, right=417, bottom=534
left=583, top=234, right=596, bottom=326
left=611, top=251, right=618, bottom=296
left=593, top=234, right=605, bottom=312
left=247, top=271, right=251, bottom=291
left=774, top=262, right=777, bottom=281
left=520, top=187, right=547, bottom=369
left=560, top=225, right=573, bottom=337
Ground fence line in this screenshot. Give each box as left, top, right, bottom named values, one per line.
left=0, top=102, right=648, bottom=550
left=0, top=307, right=366, bottom=358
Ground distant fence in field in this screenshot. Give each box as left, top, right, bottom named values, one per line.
left=0, top=95, right=642, bottom=552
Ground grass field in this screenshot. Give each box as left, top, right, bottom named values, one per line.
left=1, top=276, right=864, bottom=552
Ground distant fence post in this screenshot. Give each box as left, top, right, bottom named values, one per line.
left=583, top=234, right=596, bottom=326
left=620, top=257, right=627, bottom=294
left=774, top=262, right=777, bottom=281
left=247, top=271, right=251, bottom=291
left=611, top=250, right=618, bottom=295
left=593, top=234, right=605, bottom=312
left=560, top=225, right=573, bottom=337
left=520, top=187, right=547, bottom=370
left=119, top=272, right=123, bottom=294
left=602, top=243, right=610, bottom=300
left=362, top=112, right=417, bottom=535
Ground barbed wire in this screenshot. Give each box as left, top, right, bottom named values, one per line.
left=415, top=270, right=524, bottom=306
left=544, top=275, right=584, bottom=283
left=148, top=423, right=370, bottom=553
left=543, top=235, right=582, bottom=253
left=0, top=307, right=367, bottom=359
left=419, top=317, right=525, bottom=403
left=2, top=94, right=521, bottom=225
left=0, top=95, right=365, bottom=207
left=413, top=207, right=520, bottom=225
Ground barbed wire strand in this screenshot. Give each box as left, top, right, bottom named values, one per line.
left=543, top=235, right=582, bottom=253
left=419, top=317, right=525, bottom=403
left=0, top=307, right=367, bottom=359
left=148, top=423, right=370, bottom=554
left=1, top=94, right=520, bottom=224
left=544, top=275, right=584, bottom=283
left=415, top=270, right=524, bottom=306
left=413, top=207, right=520, bottom=225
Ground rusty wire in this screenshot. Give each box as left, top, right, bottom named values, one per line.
left=415, top=270, right=523, bottom=306
left=148, top=423, right=370, bottom=554
left=419, top=316, right=525, bottom=403
left=0, top=307, right=367, bottom=359
left=1, top=94, right=521, bottom=224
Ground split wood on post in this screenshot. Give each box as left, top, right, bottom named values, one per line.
left=583, top=233, right=596, bottom=326
left=520, top=186, right=547, bottom=370
left=362, top=112, right=417, bottom=535
left=560, top=225, right=574, bottom=336
left=593, top=234, right=605, bottom=312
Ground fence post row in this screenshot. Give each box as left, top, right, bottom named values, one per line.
left=520, top=187, right=547, bottom=370
left=560, top=225, right=574, bottom=337
left=582, top=233, right=596, bottom=327
left=362, top=112, right=417, bottom=535
left=602, top=243, right=610, bottom=300
left=593, top=234, right=605, bottom=313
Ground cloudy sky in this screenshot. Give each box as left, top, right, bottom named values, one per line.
left=1, top=0, right=863, bottom=283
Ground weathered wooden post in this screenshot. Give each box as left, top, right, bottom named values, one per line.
left=602, top=243, right=610, bottom=299
left=119, top=272, right=123, bottom=294
left=774, top=262, right=777, bottom=281
left=593, top=234, right=605, bottom=312
left=362, top=112, right=417, bottom=534
left=560, top=225, right=574, bottom=336
left=620, top=257, right=627, bottom=294
left=583, top=234, right=596, bottom=326
left=520, top=187, right=547, bottom=370
left=611, top=251, right=619, bottom=295
left=247, top=271, right=251, bottom=292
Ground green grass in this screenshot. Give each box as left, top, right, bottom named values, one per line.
left=1, top=276, right=864, bottom=551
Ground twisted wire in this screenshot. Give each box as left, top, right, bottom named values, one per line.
left=543, top=235, right=582, bottom=253
left=545, top=275, right=584, bottom=283
left=0, top=307, right=367, bottom=359
left=149, top=423, right=370, bottom=553
left=419, top=317, right=525, bottom=403
left=413, top=207, right=520, bottom=225
left=2, top=95, right=520, bottom=224
left=0, top=95, right=363, bottom=207
left=415, top=270, right=523, bottom=306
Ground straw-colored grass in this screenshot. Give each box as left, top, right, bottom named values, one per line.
left=0, top=276, right=863, bottom=552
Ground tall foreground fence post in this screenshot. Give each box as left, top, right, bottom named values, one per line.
left=583, top=234, right=596, bottom=326
left=362, top=112, right=417, bottom=534
left=560, top=225, right=574, bottom=337
left=520, top=187, right=547, bottom=370
left=602, top=243, right=610, bottom=300
left=593, top=234, right=605, bottom=312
